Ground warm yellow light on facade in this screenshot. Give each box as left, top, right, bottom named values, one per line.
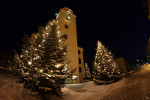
left=57, top=7, right=85, bottom=83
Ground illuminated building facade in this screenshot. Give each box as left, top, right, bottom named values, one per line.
left=57, top=7, right=85, bottom=83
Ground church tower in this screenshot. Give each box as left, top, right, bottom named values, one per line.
left=56, top=7, right=85, bottom=83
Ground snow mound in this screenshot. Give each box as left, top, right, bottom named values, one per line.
left=81, top=78, right=128, bottom=100
left=0, top=74, right=42, bottom=100
left=62, top=78, right=128, bottom=100
left=1, top=68, right=150, bottom=100
left=62, top=70, right=150, bottom=100
left=100, top=70, right=150, bottom=100
left=140, top=64, right=150, bottom=72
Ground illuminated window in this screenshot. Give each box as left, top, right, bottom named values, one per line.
left=79, top=67, right=82, bottom=72
left=65, top=24, right=68, bottom=29
left=72, top=76, right=77, bottom=80
left=63, top=34, right=67, bottom=40
left=79, top=58, right=81, bottom=64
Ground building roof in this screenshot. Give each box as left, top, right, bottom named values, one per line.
left=62, top=7, right=73, bottom=13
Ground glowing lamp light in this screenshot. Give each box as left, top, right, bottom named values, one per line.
left=38, top=45, right=41, bottom=47
left=28, top=61, right=32, bottom=65
left=47, top=74, right=51, bottom=77
left=59, top=39, right=61, bottom=42
left=40, top=69, right=43, bottom=72
left=64, top=67, right=67, bottom=71
left=66, top=16, right=70, bottom=20
left=56, top=64, right=61, bottom=68
left=55, top=13, right=59, bottom=18
left=55, top=13, right=58, bottom=16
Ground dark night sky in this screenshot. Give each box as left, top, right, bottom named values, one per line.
left=0, top=0, right=150, bottom=66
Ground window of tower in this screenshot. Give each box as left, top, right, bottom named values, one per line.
left=79, top=58, right=81, bottom=64
left=65, top=24, right=68, bottom=29
left=63, top=34, right=67, bottom=40
left=78, top=50, right=80, bottom=54
left=79, top=67, right=82, bottom=72
left=72, top=75, right=77, bottom=80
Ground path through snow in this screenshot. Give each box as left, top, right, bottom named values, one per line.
left=62, top=65, right=150, bottom=100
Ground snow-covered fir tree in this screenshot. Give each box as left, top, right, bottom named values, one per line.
left=14, top=20, right=69, bottom=98
left=93, top=40, right=120, bottom=84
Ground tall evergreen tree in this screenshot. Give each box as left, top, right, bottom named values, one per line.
left=93, top=41, right=120, bottom=84
left=14, top=20, right=69, bottom=98
left=37, top=20, right=69, bottom=96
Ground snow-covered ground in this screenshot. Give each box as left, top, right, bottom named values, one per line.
left=0, top=64, right=150, bottom=100
left=0, top=73, right=42, bottom=100
left=63, top=64, right=150, bottom=100
left=64, top=73, right=150, bottom=100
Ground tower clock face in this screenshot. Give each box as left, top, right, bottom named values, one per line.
left=66, top=11, right=71, bottom=15
left=66, top=11, right=71, bottom=20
